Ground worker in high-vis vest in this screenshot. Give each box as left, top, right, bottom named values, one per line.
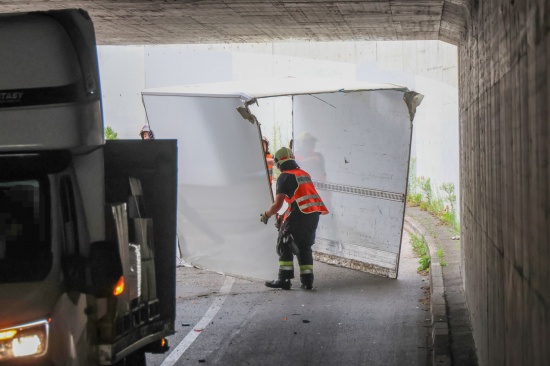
left=262, top=136, right=274, bottom=185
left=260, top=147, right=328, bottom=290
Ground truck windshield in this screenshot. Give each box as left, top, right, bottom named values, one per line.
left=0, top=177, right=52, bottom=283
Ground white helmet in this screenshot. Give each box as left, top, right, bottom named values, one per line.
left=140, top=124, right=155, bottom=139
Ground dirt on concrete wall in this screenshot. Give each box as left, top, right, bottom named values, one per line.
left=459, top=0, right=549, bottom=364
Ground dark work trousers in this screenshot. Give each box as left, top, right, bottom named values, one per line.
left=278, top=212, right=320, bottom=286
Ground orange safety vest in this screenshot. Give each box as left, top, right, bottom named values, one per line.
left=282, top=168, right=329, bottom=220
left=266, top=153, right=274, bottom=185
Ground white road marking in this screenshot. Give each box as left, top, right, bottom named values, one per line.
left=160, top=276, right=235, bottom=366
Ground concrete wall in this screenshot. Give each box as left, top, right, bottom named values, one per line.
left=98, top=46, right=146, bottom=139
left=97, top=41, right=459, bottom=209
left=355, top=41, right=459, bottom=214
left=459, top=0, right=550, bottom=364
left=97, top=43, right=356, bottom=144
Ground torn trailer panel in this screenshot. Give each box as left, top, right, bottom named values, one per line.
left=142, top=78, right=423, bottom=280
left=293, top=91, right=419, bottom=278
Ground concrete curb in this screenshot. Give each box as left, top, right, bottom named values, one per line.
left=404, top=215, right=451, bottom=366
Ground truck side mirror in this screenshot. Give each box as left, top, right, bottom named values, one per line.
left=63, top=241, right=123, bottom=298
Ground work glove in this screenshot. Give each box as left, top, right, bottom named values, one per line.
left=260, top=211, right=270, bottom=224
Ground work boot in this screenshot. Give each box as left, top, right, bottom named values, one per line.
left=300, top=273, right=314, bottom=290
left=264, top=279, right=292, bottom=290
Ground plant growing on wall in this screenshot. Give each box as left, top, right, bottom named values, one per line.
left=406, top=159, right=460, bottom=235
left=406, top=158, right=423, bottom=206
left=408, top=192, right=423, bottom=207
left=419, top=176, right=432, bottom=204
left=428, top=197, right=444, bottom=214
left=439, top=182, right=460, bottom=235
left=105, top=126, right=119, bottom=140
left=441, top=182, right=457, bottom=213
left=408, top=158, right=418, bottom=192
left=414, top=176, right=429, bottom=210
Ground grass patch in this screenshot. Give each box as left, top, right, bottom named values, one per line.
left=440, top=211, right=460, bottom=235
left=407, top=192, right=422, bottom=207
left=410, top=233, right=431, bottom=272
left=406, top=162, right=461, bottom=236
left=437, top=247, right=447, bottom=266
left=419, top=201, right=429, bottom=211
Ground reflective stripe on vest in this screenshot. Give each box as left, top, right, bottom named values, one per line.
left=283, top=169, right=328, bottom=219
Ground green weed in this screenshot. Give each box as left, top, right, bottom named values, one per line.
left=419, top=201, right=429, bottom=211
left=437, top=247, right=447, bottom=266
left=440, top=211, right=460, bottom=235
left=410, top=233, right=431, bottom=272
left=419, top=256, right=431, bottom=271
left=105, top=126, right=118, bottom=140
left=407, top=192, right=423, bottom=206
left=406, top=161, right=461, bottom=237
left=428, top=197, right=445, bottom=215
left=441, top=182, right=457, bottom=213
left=408, top=158, right=418, bottom=194
left=418, top=176, right=432, bottom=203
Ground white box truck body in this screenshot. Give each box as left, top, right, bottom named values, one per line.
left=142, top=79, right=422, bottom=280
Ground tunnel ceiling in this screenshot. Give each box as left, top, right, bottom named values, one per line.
left=0, top=1, right=466, bottom=45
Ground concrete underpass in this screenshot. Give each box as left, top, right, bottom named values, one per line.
left=148, top=232, right=430, bottom=366
left=1, top=1, right=548, bottom=365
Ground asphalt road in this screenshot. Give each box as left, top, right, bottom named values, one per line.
left=148, top=230, right=430, bottom=366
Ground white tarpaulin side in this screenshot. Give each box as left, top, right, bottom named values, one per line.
left=142, top=94, right=278, bottom=280
left=142, top=78, right=422, bottom=281
left=293, top=91, right=413, bottom=278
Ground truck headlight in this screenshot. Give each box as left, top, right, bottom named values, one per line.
left=0, top=319, right=49, bottom=360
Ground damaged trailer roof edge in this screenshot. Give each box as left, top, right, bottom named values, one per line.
left=141, top=79, right=410, bottom=100
left=142, top=90, right=257, bottom=101
left=141, top=88, right=410, bottom=100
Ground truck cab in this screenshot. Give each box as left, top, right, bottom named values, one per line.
left=0, top=9, right=177, bottom=365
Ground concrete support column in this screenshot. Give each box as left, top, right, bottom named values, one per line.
left=459, top=0, right=549, bottom=364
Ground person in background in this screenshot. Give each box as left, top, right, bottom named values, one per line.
left=140, top=124, right=155, bottom=140
left=260, top=147, right=328, bottom=290
left=295, top=132, right=325, bottom=182
left=262, top=136, right=274, bottom=185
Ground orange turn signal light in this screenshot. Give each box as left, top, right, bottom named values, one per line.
left=161, top=338, right=167, bottom=347
left=113, top=276, right=125, bottom=296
